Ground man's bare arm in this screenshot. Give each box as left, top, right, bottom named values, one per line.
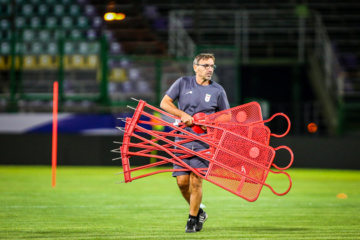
left=160, top=95, right=194, bottom=126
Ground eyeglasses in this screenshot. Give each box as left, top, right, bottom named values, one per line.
left=196, top=64, right=217, bottom=70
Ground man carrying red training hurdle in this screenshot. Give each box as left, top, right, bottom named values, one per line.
left=160, top=53, right=230, bottom=233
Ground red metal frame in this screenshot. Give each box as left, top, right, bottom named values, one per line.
left=118, top=100, right=294, bottom=202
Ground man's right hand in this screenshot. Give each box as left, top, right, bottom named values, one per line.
left=180, top=113, right=194, bottom=127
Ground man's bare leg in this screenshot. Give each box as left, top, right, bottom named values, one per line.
left=176, top=173, right=203, bottom=215
left=189, top=172, right=203, bottom=216
left=176, top=175, right=190, bottom=204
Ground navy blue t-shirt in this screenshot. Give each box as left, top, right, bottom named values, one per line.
left=165, top=75, right=230, bottom=148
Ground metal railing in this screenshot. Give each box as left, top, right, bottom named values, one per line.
left=314, top=12, right=344, bottom=99
left=168, top=9, right=348, bottom=101
left=168, top=9, right=310, bottom=64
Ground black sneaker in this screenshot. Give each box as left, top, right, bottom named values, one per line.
left=185, top=218, right=197, bottom=233
left=196, top=211, right=208, bottom=231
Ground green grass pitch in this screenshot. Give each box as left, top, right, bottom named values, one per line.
left=0, top=166, right=359, bottom=239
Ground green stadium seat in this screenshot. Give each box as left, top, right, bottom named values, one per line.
left=38, top=4, right=48, bottom=16
left=30, top=17, right=41, bottom=28
left=46, top=16, right=58, bottom=28
left=0, top=19, right=10, bottom=29
left=23, top=29, right=35, bottom=41
left=89, top=42, right=100, bottom=54
left=64, top=42, right=74, bottom=54
left=0, top=42, right=10, bottom=54
left=47, top=42, right=58, bottom=54
left=54, top=4, right=65, bottom=16
left=77, top=16, right=88, bottom=28
left=61, top=16, right=73, bottom=28
left=21, top=4, right=33, bottom=16
left=31, top=42, right=42, bottom=54
left=15, top=17, right=26, bottom=28
left=78, top=42, right=89, bottom=54
left=39, top=30, right=51, bottom=41
left=70, top=29, right=82, bottom=39
left=69, top=5, right=81, bottom=16
left=15, top=43, right=22, bottom=54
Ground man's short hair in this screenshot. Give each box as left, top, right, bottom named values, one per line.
left=193, top=53, right=215, bottom=65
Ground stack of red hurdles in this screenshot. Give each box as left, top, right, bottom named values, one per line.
left=118, top=99, right=294, bottom=202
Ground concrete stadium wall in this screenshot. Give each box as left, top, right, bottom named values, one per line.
left=0, top=134, right=359, bottom=169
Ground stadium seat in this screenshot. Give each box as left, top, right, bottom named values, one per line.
left=30, top=42, right=42, bottom=54
left=64, top=42, right=74, bottom=54
left=39, top=30, right=51, bottom=41
left=61, top=16, right=73, bottom=28
left=64, top=54, right=85, bottom=69
left=70, top=29, right=82, bottom=39
left=92, top=16, right=103, bottom=28
left=110, top=42, right=122, bottom=54
left=84, top=5, right=95, bottom=16
left=69, top=5, right=81, bottom=16
left=38, top=54, right=58, bottom=69
left=22, top=55, right=38, bottom=69
left=0, top=19, right=10, bottom=29
left=30, top=17, right=41, bottom=28
left=47, top=42, right=58, bottom=54
left=15, top=17, right=26, bottom=28
left=86, top=29, right=98, bottom=40
left=38, top=4, right=48, bottom=16
left=0, top=56, right=8, bottom=70
left=0, top=41, right=10, bottom=54
left=88, top=42, right=100, bottom=54
left=15, top=43, right=22, bottom=54
left=109, top=68, right=127, bottom=82
left=78, top=42, right=89, bottom=54
left=54, top=4, right=65, bottom=16
left=85, top=55, right=99, bottom=69
left=21, top=4, right=33, bottom=16
left=23, top=29, right=35, bottom=41
left=77, top=16, right=88, bottom=28
left=71, top=55, right=85, bottom=68
left=0, top=56, right=20, bottom=70
left=46, top=16, right=58, bottom=28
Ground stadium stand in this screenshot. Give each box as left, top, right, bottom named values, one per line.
left=0, top=0, right=359, bottom=134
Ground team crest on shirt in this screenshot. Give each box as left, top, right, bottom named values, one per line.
left=205, top=94, right=211, bottom=102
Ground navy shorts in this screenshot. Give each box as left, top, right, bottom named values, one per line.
left=172, top=141, right=209, bottom=177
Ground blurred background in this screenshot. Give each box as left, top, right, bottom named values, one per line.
left=0, top=0, right=359, bottom=169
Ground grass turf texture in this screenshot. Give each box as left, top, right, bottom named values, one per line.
left=0, top=166, right=359, bottom=240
